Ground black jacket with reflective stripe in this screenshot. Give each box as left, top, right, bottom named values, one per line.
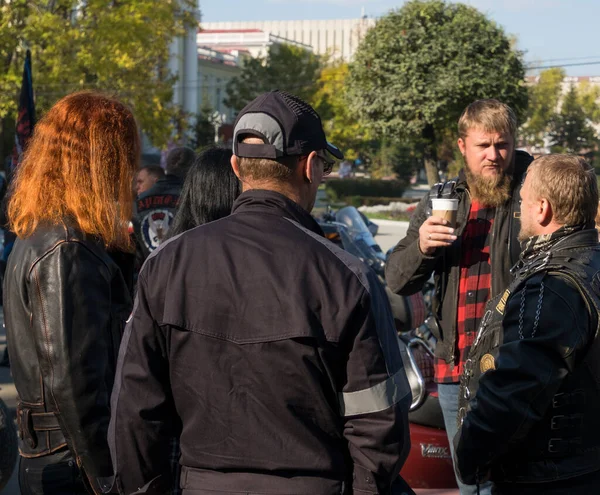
left=109, top=190, right=412, bottom=495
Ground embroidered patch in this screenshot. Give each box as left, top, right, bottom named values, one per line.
left=496, top=288, right=511, bottom=314
left=480, top=354, right=496, bottom=373
left=141, top=209, right=174, bottom=251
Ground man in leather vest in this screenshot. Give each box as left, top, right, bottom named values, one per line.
left=455, top=154, right=600, bottom=494
left=386, top=99, right=533, bottom=494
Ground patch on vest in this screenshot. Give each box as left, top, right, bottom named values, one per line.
left=141, top=209, right=174, bottom=251
left=480, top=354, right=496, bottom=373
left=496, top=288, right=511, bottom=314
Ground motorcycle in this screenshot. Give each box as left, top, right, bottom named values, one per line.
left=318, top=207, right=457, bottom=490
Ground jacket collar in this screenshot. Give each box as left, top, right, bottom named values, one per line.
left=521, top=226, right=597, bottom=260
left=232, top=190, right=324, bottom=237
left=156, top=174, right=183, bottom=187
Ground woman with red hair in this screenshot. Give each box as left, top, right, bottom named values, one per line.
left=4, top=91, right=139, bottom=494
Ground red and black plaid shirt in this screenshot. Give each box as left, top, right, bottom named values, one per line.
left=434, top=200, right=495, bottom=383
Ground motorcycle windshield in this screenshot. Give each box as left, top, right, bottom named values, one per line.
left=336, top=207, right=385, bottom=261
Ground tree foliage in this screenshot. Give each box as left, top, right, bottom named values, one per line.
left=549, top=85, right=597, bottom=154
left=189, top=105, right=216, bottom=151
left=521, top=68, right=565, bottom=148
left=347, top=0, right=528, bottom=184
left=310, top=63, right=374, bottom=161
left=225, top=44, right=323, bottom=113
left=0, top=0, right=196, bottom=148
left=575, top=80, right=600, bottom=123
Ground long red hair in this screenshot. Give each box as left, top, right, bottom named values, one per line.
left=8, top=91, right=140, bottom=250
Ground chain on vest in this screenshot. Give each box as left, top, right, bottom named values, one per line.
left=458, top=243, right=600, bottom=438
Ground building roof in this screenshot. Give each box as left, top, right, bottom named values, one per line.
left=199, top=28, right=263, bottom=34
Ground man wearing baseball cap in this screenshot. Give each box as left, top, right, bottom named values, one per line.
left=109, top=90, right=412, bottom=495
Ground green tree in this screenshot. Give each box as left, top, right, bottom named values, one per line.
left=576, top=80, right=600, bottom=123
left=370, top=139, right=424, bottom=181
left=521, top=68, right=565, bottom=148
left=347, top=0, right=528, bottom=185
left=549, top=85, right=597, bottom=154
left=190, top=105, right=216, bottom=151
left=225, top=44, right=323, bottom=113
left=0, top=0, right=196, bottom=151
left=310, top=63, right=374, bottom=161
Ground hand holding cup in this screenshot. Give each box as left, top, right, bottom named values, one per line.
left=418, top=198, right=458, bottom=256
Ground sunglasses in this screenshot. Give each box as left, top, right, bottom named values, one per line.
left=316, top=152, right=335, bottom=176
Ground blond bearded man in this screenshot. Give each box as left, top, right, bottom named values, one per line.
left=386, top=99, right=534, bottom=495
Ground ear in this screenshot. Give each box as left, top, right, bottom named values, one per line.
left=457, top=137, right=466, bottom=156
left=538, top=197, right=553, bottom=227
left=303, top=151, right=319, bottom=183
left=231, top=155, right=242, bottom=180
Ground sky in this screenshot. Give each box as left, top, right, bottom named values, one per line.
left=201, top=0, right=600, bottom=76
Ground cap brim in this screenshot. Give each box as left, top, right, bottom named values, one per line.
left=326, top=142, right=344, bottom=160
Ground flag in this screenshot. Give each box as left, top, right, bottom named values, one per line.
left=11, top=49, right=35, bottom=173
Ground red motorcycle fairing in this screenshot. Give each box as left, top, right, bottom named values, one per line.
left=401, top=423, right=457, bottom=489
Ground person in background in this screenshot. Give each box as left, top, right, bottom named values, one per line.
left=3, top=91, right=138, bottom=494
left=135, top=165, right=165, bottom=196
left=132, top=147, right=195, bottom=263
left=167, top=147, right=241, bottom=239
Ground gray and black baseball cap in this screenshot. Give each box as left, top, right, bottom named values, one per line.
left=233, top=90, right=344, bottom=161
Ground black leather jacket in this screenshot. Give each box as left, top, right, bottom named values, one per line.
left=132, top=175, right=182, bottom=263
left=386, top=151, right=533, bottom=365
left=455, top=228, right=600, bottom=486
left=4, top=223, right=133, bottom=494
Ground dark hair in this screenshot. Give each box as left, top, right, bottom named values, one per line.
left=139, top=165, right=165, bottom=181
left=167, top=147, right=241, bottom=238
left=165, top=146, right=196, bottom=179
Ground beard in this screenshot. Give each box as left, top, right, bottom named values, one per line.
left=518, top=218, right=535, bottom=243
left=464, top=165, right=511, bottom=207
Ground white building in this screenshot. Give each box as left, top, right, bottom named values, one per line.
left=198, top=29, right=312, bottom=59
left=142, top=0, right=201, bottom=162
left=196, top=28, right=313, bottom=127
left=169, top=2, right=201, bottom=119
left=201, top=18, right=376, bottom=61
left=198, top=46, right=242, bottom=124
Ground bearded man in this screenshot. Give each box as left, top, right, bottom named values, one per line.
left=386, top=99, right=533, bottom=495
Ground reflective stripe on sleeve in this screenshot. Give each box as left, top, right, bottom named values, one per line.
left=339, top=369, right=410, bottom=417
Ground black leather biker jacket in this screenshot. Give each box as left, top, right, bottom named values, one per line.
left=4, top=223, right=133, bottom=494
left=456, top=229, right=600, bottom=485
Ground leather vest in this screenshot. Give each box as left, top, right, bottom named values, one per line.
left=458, top=237, right=600, bottom=481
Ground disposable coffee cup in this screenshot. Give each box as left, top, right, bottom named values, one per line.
left=431, top=198, right=458, bottom=228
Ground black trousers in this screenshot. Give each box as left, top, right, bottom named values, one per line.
left=19, top=450, right=88, bottom=495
